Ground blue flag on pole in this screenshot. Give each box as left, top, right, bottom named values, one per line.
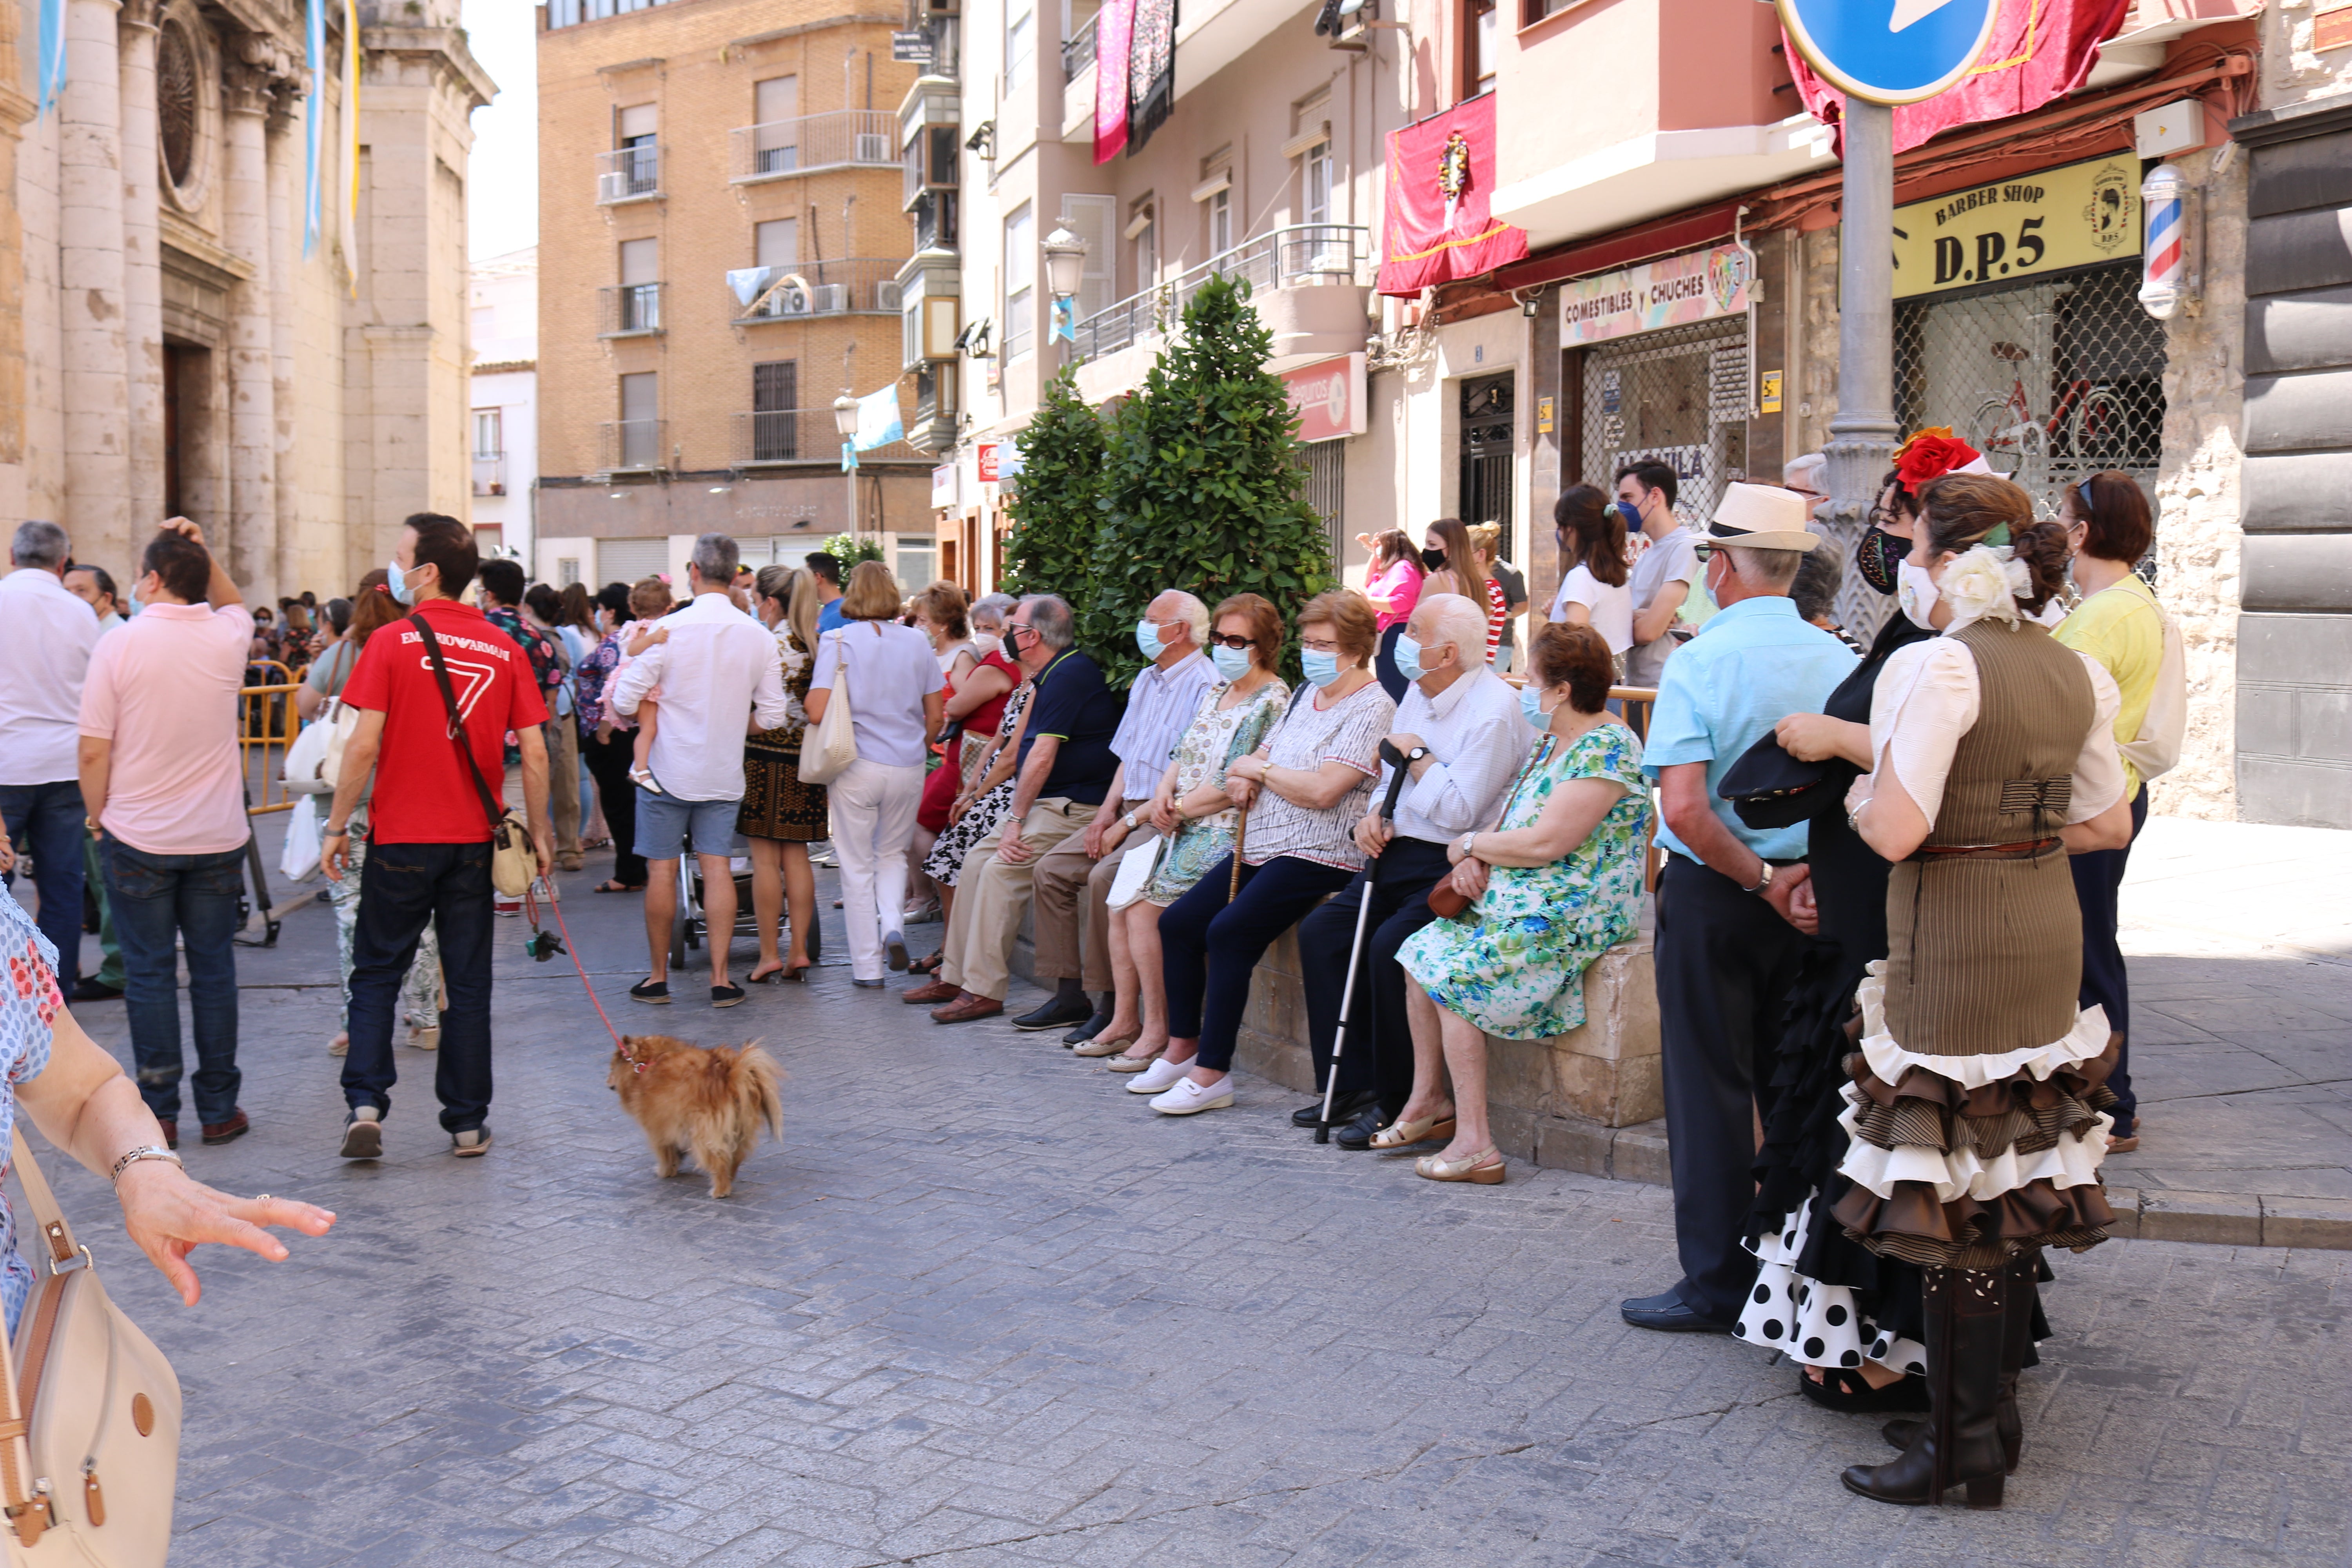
left=37, top=0, right=66, bottom=117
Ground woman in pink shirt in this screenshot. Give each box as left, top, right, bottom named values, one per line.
left=1362, top=530, right=1424, bottom=632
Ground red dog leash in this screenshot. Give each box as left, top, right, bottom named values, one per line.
left=526, top=880, right=638, bottom=1069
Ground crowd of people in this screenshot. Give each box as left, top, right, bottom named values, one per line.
left=0, top=430, right=2184, bottom=1507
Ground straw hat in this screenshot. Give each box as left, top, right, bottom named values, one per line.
left=1707, top=482, right=1819, bottom=552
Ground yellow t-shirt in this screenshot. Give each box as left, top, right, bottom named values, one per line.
left=2055, top=573, right=2162, bottom=800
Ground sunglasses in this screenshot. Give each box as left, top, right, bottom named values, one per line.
left=1207, top=633, right=1255, bottom=651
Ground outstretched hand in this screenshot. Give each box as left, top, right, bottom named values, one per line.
left=111, top=1162, right=336, bottom=1307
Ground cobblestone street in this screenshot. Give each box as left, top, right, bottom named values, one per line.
left=47, top=865, right=2352, bottom=1568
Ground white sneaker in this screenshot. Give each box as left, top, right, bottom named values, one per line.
left=1124, top=1055, right=1191, bottom=1094
left=1149, top=1076, right=1234, bottom=1116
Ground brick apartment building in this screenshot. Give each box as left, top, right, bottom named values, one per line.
left=535, top=0, right=937, bottom=590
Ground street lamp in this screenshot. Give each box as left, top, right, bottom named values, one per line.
left=1042, top=226, right=1087, bottom=359
left=833, top=392, right=861, bottom=544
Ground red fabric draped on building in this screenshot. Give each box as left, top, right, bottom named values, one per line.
left=1376, top=94, right=1529, bottom=298
left=1789, top=0, right=2133, bottom=154
left=1094, top=0, right=1134, bottom=164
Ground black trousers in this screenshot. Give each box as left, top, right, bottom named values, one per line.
left=343, top=840, right=496, bottom=1134
left=1296, top=837, right=1450, bottom=1112
left=582, top=728, right=646, bottom=887
left=1159, top=853, right=1356, bottom=1073
left=2070, top=787, right=2148, bottom=1133
left=1654, top=852, right=1808, bottom=1325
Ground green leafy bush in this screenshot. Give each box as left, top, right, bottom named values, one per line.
left=1001, top=368, right=1109, bottom=617
left=818, top=533, right=886, bottom=570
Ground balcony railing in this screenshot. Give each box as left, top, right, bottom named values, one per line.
left=733, top=260, right=905, bottom=321
left=1072, top=223, right=1369, bottom=361
left=472, top=453, right=506, bottom=497
left=731, top=409, right=923, bottom=466
left=601, top=419, right=667, bottom=473
left=1062, top=11, right=1099, bottom=81
left=599, top=283, right=664, bottom=337
left=728, top=110, right=898, bottom=182
left=595, top=145, right=662, bottom=204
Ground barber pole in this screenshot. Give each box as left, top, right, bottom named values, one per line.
left=2138, top=164, right=2190, bottom=320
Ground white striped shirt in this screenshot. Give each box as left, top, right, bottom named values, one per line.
left=1109, top=648, right=1216, bottom=791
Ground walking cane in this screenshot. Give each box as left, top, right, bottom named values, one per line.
left=1315, top=740, right=1412, bottom=1144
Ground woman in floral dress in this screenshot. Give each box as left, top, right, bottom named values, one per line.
left=1396, top=622, right=1651, bottom=1184
left=740, top=567, right=829, bottom=982
left=1079, top=595, right=1289, bottom=1062
left=918, top=683, right=1035, bottom=893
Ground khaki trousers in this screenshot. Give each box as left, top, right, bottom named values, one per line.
left=1031, top=797, right=1153, bottom=994
left=545, top=718, right=582, bottom=859
left=938, top=796, right=1088, bottom=1002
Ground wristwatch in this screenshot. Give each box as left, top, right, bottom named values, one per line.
left=1123, top=810, right=1139, bottom=831
left=1405, top=746, right=1430, bottom=766
left=1744, top=862, right=1778, bottom=896
left=109, top=1145, right=184, bottom=1185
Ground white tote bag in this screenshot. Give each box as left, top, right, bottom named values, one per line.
left=278, top=798, right=324, bottom=884
left=796, top=633, right=859, bottom=786
left=1105, top=835, right=1166, bottom=911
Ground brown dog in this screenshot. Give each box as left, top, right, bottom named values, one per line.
left=607, top=1034, right=785, bottom=1198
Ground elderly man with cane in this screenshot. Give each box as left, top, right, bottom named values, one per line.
left=1292, top=593, right=1535, bottom=1149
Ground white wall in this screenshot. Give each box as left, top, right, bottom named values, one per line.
left=469, top=249, right=538, bottom=561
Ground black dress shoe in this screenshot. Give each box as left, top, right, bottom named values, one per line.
left=1620, top=1290, right=1733, bottom=1333
left=1332, top=1104, right=1390, bottom=1150
left=1291, top=1089, right=1378, bottom=1129
left=1010, top=996, right=1094, bottom=1032
left=1063, top=1009, right=1114, bottom=1047
left=72, top=979, right=123, bottom=1002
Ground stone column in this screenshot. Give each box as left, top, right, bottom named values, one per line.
left=59, top=0, right=131, bottom=567
left=0, top=2, right=34, bottom=523
left=267, top=96, right=300, bottom=595
left=120, top=0, right=163, bottom=534
left=223, top=52, right=278, bottom=596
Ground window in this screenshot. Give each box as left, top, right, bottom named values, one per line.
left=1006, top=0, right=1034, bottom=88
left=616, top=103, right=659, bottom=194
left=1208, top=186, right=1232, bottom=255
left=556, top=557, right=581, bottom=588
left=1128, top=198, right=1156, bottom=291
left=755, top=218, right=798, bottom=269
left=617, top=237, right=659, bottom=332
left=1303, top=142, right=1334, bottom=227
left=892, top=534, right=937, bottom=588
left=473, top=409, right=502, bottom=457
left=1004, top=204, right=1035, bottom=360
left=618, top=372, right=659, bottom=468
left=753, top=76, right=799, bottom=173
left=751, top=361, right=798, bottom=461
left=1466, top=0, right=1498, bottom=98
left=1061, top=194, right=1116, bottom=323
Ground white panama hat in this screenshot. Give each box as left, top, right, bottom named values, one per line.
left=1707, top=482, right=1819, bottom=552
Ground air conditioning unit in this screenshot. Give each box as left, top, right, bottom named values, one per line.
left=808, top=284, right=848, bottom=314
left=596, top=171, right=627, bottom=203
left=856, top=132, right=890, bottom=163
left=876, top=280, right=904, bottom=312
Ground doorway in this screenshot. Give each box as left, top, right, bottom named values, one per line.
left=1457, top=372, right=1514, bottom=550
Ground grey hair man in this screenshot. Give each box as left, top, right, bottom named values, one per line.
left=906, top=592, right=1127, bottom=1024
left=1022, top=587, right=1219, bottom=1038
left=1299, top=591, right=1537, bottom=1147
left=1782, top=452, right=1831, bottom=520
left=0, top=520, right=100, bottom=996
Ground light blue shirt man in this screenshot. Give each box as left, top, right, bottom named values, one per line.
left=1640, top=595, right=1856, bottom=862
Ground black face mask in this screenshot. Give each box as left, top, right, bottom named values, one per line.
left=1855, top=525, right=1906, bottom=596
left=1421, top=548, right=1447, bottom=571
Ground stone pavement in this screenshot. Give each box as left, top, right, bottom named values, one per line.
left=35, top=848, right=2352, bottom=1567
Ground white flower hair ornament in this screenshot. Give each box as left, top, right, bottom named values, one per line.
left=1938, top=542, right=2032, bottom=628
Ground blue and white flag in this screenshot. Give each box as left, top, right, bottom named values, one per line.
left=303, top=0, right=327, bottom=258
left=853, top=385, right=905, bottom=452
left=36, top=0, right=66, bottom=117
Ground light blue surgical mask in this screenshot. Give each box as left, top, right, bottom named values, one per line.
left=1134, top=619, right=1164, bottom=659
left=1300, top=648, right=1340, bottom=688
left=388, top=559, right=417, bottom=606
left=1519, top=683, right=1556, bottom=728
left=1393, top=634, right=1426, bottom=683
left=1210, top=644, right=1250, bottom=682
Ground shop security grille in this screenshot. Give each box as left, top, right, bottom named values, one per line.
left=1298, top=440, right=1346, bottom=567
left=1578, top=319, right=1750, bottom=530
left=1895, top=260, right=2164, bottom=520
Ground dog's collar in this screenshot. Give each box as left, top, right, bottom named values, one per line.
left=617, top=1039, right=647, bottom=1074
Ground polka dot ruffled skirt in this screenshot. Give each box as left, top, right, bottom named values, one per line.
left=1735, top=1197, right=1927, bottom=1374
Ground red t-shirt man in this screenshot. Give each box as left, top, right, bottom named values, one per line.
left=339, top=598, right=550, bottom=844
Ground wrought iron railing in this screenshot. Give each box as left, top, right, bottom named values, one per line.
left=733, top=260, right=904, bottom=321
left=471, top=454, right=506, bottom=497
left=1071, top=223, right=1368, bottom=360
left=595, top=145, right=661, bottom=203
left=730, top=409, right=922, bottom=466
left=1062, top=11, right=1099, bottom=81
left=599, top=283, right=663, bottom=337
left=601, top=419, right=667, bottom=472
left=727, top=110, right=898, bottom=181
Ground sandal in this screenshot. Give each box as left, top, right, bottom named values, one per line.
left=593, top=880, right=644, bottom=894
left=1370, top=1110, right=1457, bottom=1150
left=1072, top=1033, right=1139, bottom=1058
left=1799, top=1365, right=1931, bottom=1413
left=582, top=836, right=613, bottom=851
left=1414, top=1147, right=1505, bottom=1184
left=907, top=951, right=944, bottom=976
left=1104, top=1047, right=1165, bottom=1073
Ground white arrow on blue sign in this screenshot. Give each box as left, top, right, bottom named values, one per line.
left=1776, top=0, right=2002, bottom=105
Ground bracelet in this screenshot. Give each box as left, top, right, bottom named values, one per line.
left=109, top=1146, right=184, bottom=1184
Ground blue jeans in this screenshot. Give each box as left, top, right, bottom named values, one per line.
left=0, top=780, right=87, bottom=993
left=103, top=835, right=244, bottom=1126
left=2070, top=787, right=2149, bottom=1135
left=344, top=840, right=495, bottom=1133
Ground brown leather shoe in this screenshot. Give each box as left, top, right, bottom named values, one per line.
left=902, top=979, right=961, bottom=1005
left=158, top=1120, right=178, bottom=1151
left=930, top=992, right=1004, bottom=1024
left=201, top=1109, right=250, bottom=1145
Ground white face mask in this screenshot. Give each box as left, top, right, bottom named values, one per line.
left=1897, top=559, right=1941, bottom=630
left=971, top=632, right=1003, bottom=658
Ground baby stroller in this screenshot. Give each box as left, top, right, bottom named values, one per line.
left=668, top=851, right=822, bottom=970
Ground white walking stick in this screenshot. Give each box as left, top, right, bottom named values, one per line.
left=1316, top=741, right=1412, bottom=1145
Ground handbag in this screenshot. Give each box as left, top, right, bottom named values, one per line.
left=1, top=1130, right=181, bottom=1567
left=409, top=615, right=537, bottom=898
left=796, top=632, right=859, bottom=787
left=281, top=644, right=359, bottom=796
left=1105, top=835, right=1166, bottom=912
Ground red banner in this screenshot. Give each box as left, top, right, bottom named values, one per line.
left=1376, top=95, right=1528, bottom=298
left=1789, top=0, right=2131, bottom=155
left=1093, top=0, right=1133, bottom=165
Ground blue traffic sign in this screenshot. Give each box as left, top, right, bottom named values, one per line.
left=1776, top=0, right=2002, bottom=105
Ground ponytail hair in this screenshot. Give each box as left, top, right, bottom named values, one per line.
left=1917, top=474, right=2069, bottom=617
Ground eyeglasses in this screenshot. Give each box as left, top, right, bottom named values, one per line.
left=1298, top=635, right=1340, bottom=653
left=1691, top=541, right=1716, bottom=562
left=1207, top=633, right=1255, bottom=651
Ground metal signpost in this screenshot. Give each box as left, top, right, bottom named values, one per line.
left=1774, top=0, right=2002, bottom=563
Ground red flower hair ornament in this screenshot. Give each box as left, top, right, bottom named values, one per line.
left=1893, top=428, right=1985, bottom=491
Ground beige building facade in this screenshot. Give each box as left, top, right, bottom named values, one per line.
left=535, top=0, right=935, bottom=591
left=1, top=0, right=489, bottom=603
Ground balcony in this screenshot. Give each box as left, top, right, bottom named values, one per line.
left=1062, top=10, right=1098, bottom=82
left=472, top=453, right=506, bottom=498
left=1072, top=223, right=1370, bottom=362
left=595, top=145, right=662, bottom=205
left=601, top=419, right=667, bottom=474
left=730, top=408, right=922, bottom=467
left=728, top=111, right=898, bottom=183
left=732, top=260, right=905, bottom=322
left=599, top=283, right=664, bottom=338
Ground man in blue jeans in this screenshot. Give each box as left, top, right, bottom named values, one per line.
left=323, top=514, right=551, bottom=1160
left=0, top=520, right=103, bottom=999
left=76, top=519, right=258, bottom=1148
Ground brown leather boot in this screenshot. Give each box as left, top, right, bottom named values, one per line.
left=1843, top=1265, right=2008, bottom=1508
left=1882, top=1250, right=2039, bottom=1473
